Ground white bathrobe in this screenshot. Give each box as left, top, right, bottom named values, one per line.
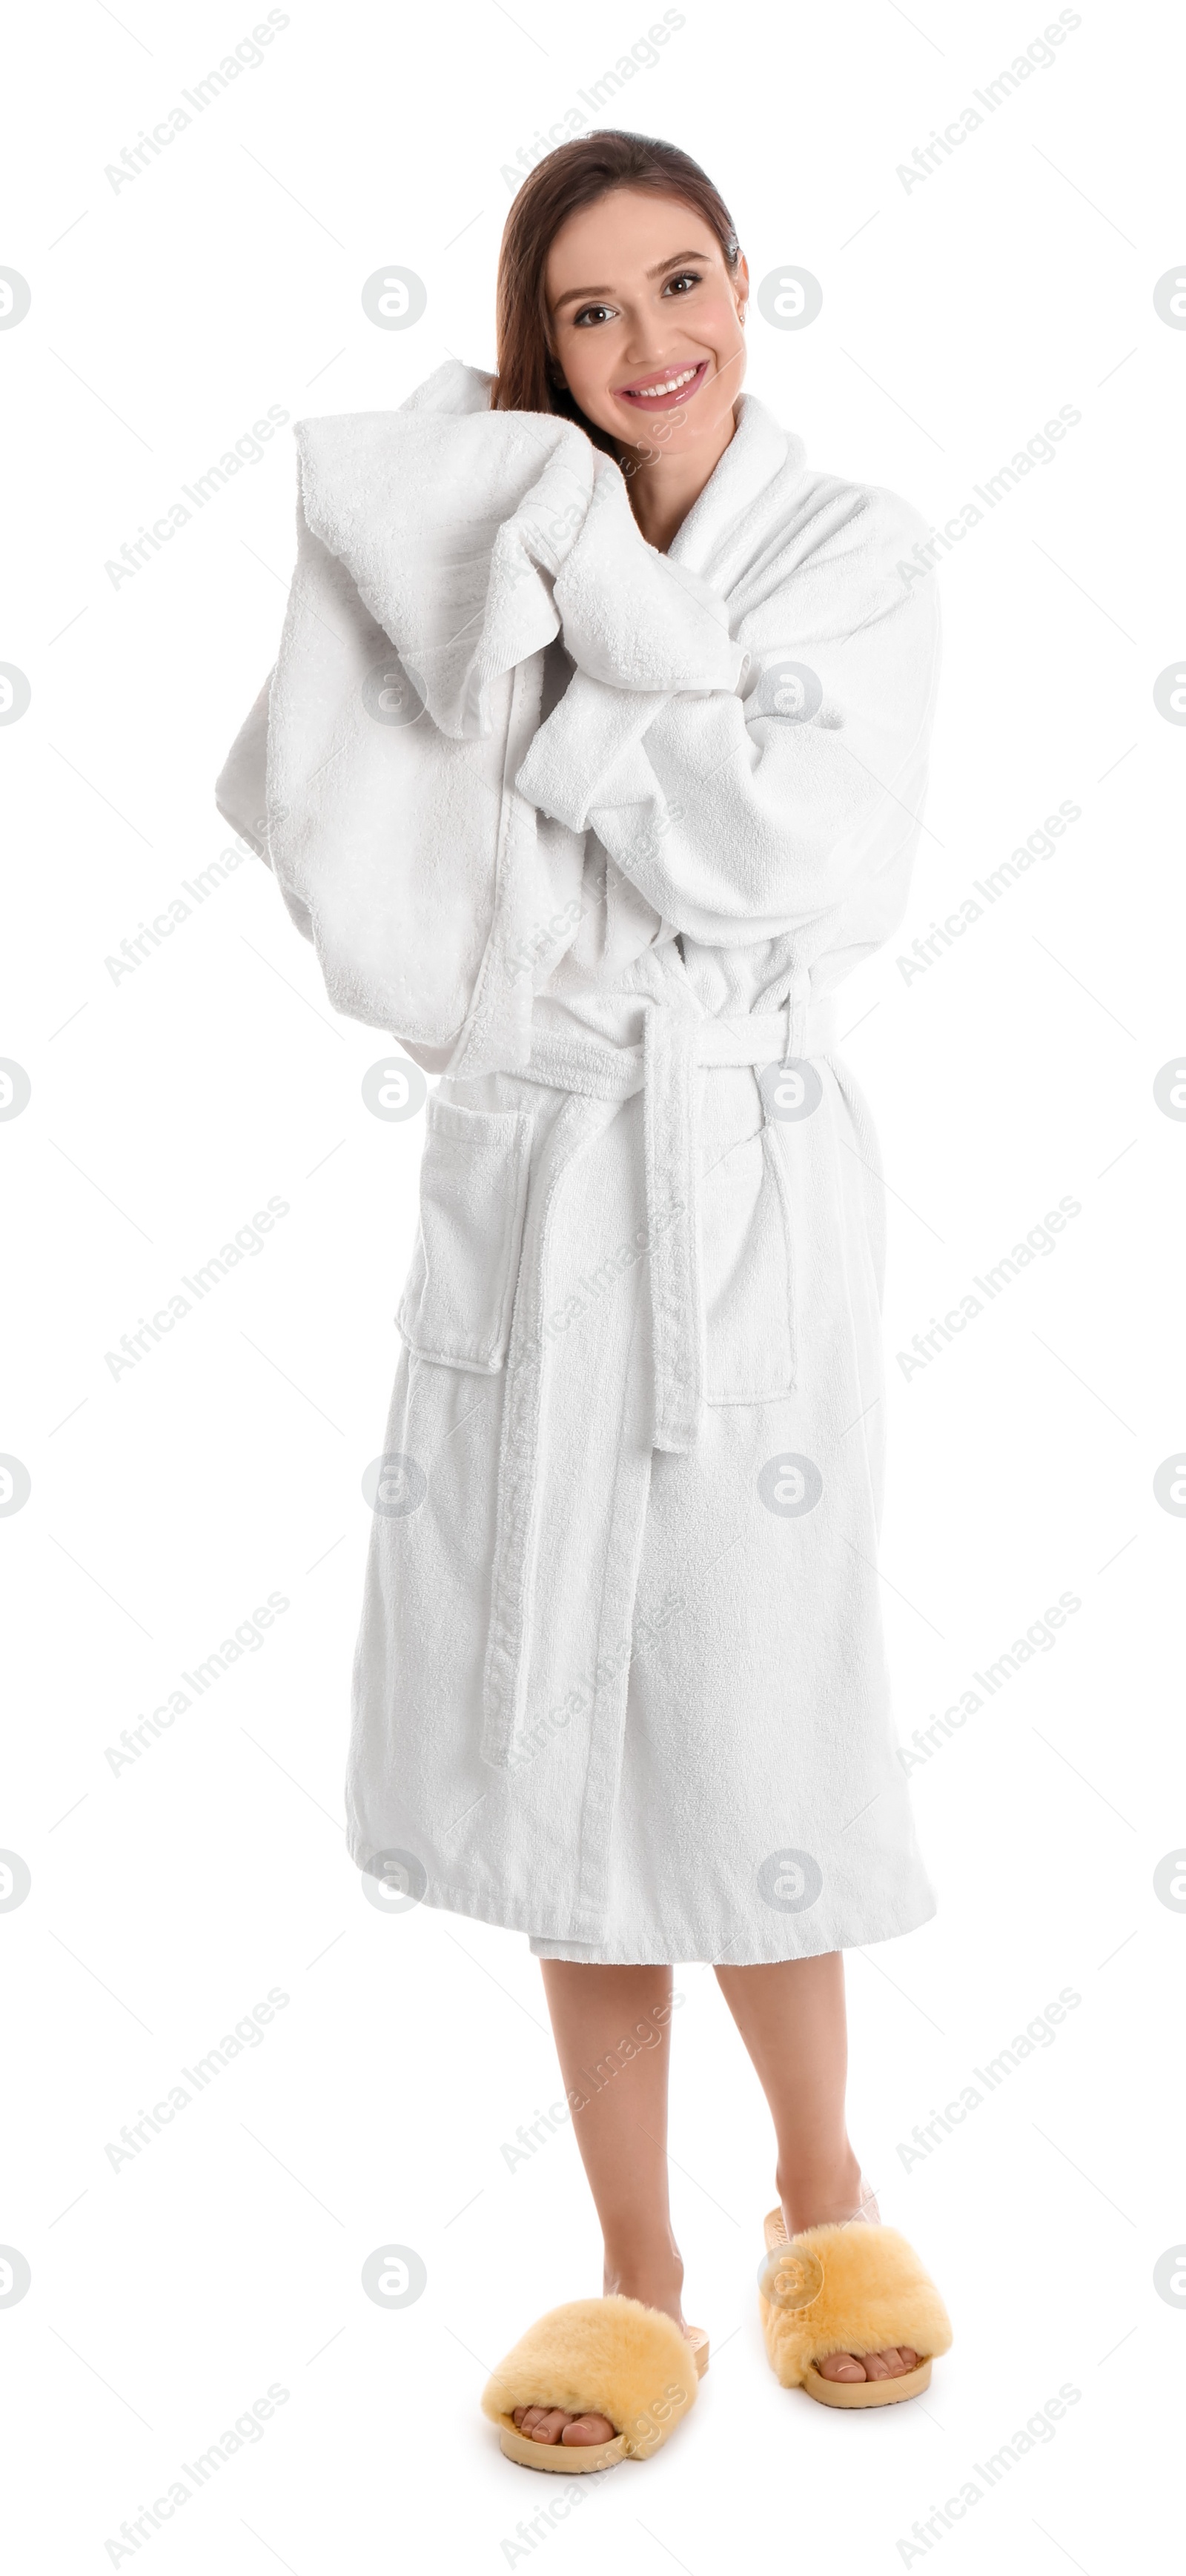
left=216, top=358, right=941, bottom=1963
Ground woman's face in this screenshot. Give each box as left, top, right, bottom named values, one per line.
left=543, top=187, right=749, bottom=469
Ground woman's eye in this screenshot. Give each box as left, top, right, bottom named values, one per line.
left=573, top=303, right=615, bottom=328
left=664, top=271, right=702, bottom=295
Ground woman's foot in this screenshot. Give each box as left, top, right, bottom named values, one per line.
left=778, top=2154, right=920, bottom=2386
left=511, top=2257, right=688, bottom=2446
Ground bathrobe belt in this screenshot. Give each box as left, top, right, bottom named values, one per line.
left=478, top=986, right=840, bottom=1768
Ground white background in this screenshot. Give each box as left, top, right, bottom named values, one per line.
left=2, top=1, right=1182, bottom=2568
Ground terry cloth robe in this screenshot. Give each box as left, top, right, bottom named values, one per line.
left=215, top=357, right=942, bottom=1965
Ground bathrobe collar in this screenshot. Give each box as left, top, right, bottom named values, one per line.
left=666, top=388, right=804, bottom=576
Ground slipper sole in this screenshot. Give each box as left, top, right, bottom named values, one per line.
left=801, top=2354, right=932, bottom=2407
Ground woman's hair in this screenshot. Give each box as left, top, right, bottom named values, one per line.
left=492, top=130, right=739, bottom=452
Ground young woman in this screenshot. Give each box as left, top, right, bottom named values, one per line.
left=217, top=130, right=951, bottom=2470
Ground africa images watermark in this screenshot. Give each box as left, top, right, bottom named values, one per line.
left=500, top=2480, right=602, bottom=2566
left=895, top=405, right=1082, bottom=587
left=894, top=2379, right=1083, bottom=2566
left=103, top=2379, right=291, bottom=2566
left=894, top=1986, right=1082, bottom=2174
left=105, top=846, right=251, bottom=980
left=500, top=10, right=686, bottom=191
left=506, top=897, right=584, bottom=986
left=895, top=1194, right=1081, bottom=1379
left=103, top=1592, right=291, bottom=1778
left=898, top=1589, right=1081, bottom=1773
left=894, top=10, right=1083, bottom=193
left=896, top=799, right=1082, bottom=983
left=506, top=1578, right=691, bottom=1774
left=105, top=409, right=290, bottom=588
left=500, top=1991, right=683, bottom=2169
left=104, top=1198, right=290, bottom=1381
left=527, top=1189, right=686, bottom=1358
left=104, top=1989, right=291, bottom=2175
left=497, top=2359, right=694, bottom=2563
left=103, top=11, right=291, bottom=194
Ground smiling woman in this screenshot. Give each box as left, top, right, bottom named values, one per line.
left=216, top=122, right=953, bottom=2471
left=494, top=132, right=747, bottom=551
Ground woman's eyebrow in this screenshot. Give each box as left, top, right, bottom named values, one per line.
left=551, top=252, right=709, bottom=313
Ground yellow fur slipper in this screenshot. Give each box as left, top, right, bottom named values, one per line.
left=481, top=2297, right=707, bottom=2472
left=759, top=2207, right=952, bottom=2408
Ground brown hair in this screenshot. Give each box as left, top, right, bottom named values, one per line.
left=492, top=130, right=740, bottom=454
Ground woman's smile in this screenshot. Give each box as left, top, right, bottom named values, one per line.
left=612, top=356, right=711, bottom=410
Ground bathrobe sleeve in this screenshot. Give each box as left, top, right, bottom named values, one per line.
left=514, top=479, right=941, bottom=952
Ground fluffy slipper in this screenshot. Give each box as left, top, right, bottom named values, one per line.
left=482, top=2296, right=706, bottom=2472
left=759, top=2206, right=952, bottom=2409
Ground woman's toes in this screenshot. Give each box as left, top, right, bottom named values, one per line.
left=510, top=2402, right=616, bottom=2445
left=862, top=2348, right=920, bottom=2377
left=511, top=2405, right=572, bottom=2443
left=815, top=2344, right=921, bottom=2385
left=559, top=2412, right=616, bottom=2446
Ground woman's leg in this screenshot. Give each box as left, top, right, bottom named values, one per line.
left=715, top=1952, right=919, bottom=2383
left=511, top=1961, right=685, bottom=2446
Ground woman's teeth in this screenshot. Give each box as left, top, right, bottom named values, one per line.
left=627, top=364, right=701, bottom=398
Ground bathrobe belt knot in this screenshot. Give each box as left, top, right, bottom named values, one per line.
left=478, top=987, right=839, bottom=1767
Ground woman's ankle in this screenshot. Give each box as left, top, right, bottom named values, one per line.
left=776, top=2144, right=865, bottom=2236
left=602, top=2240, right=684, bottom=2321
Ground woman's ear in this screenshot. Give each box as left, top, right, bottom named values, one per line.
left=735, top=249, right=750, bottom=328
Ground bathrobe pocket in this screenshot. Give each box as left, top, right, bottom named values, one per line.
left=396, top=1096, right=534, bottom=1371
